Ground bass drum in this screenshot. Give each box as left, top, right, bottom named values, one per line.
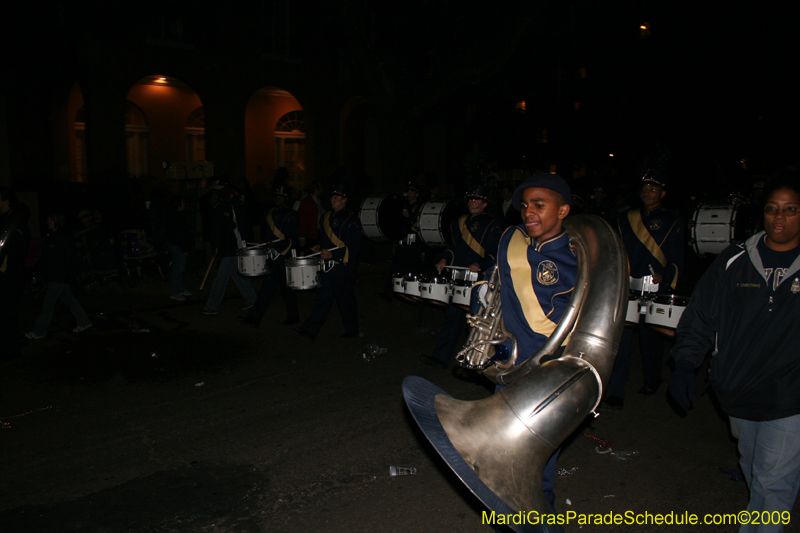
left=416, top=200, right=466, bottom=247
left=691, top=203, right=753, bottom=256
left=359, top=194, right=408, bottom=243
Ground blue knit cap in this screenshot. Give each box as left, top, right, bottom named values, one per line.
left=512, top=174, right=572, bottom=211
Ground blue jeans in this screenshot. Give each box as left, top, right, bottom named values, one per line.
left=204, top=256, right=256, bottom=312
left=32, top=282, right=92, bottom=336
left=165, top=242, right=187, bottom=297
left=730, top=415, right=800, bottom=533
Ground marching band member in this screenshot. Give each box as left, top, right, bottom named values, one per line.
left=421, top=183, right=503, bottom=369
left=495, top=173, right=577, bottom=512
left=380, top=181, right=425, bottom=301
left=297, top=184, right=362, bottom=341
left=604, top=169, right=684, bottom=409
left=240, top=185, right=300, bottom=328
left=670, top=170, right=800, bottom=532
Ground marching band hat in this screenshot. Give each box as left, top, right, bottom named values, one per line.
left=465, top=183, right=489, bottom=201
left=329, top=183, right=348, bottom=197
left=407, top=181, right=421, bottom=193
left=641, top=168, right=668, bottom=188
left=512, top=173, right=572, bottom=211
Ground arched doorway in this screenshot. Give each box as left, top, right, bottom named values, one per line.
left=126, top=75, right=203, bottom=178
left=244, top=87, right=304, bottom=191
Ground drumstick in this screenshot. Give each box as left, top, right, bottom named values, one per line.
left=243, top=239, right=281, bottom=248
left=300, top=246, right=340, bottom=259
left=445, top=265, right=472, bottom=271
left=200, top=248, right=218, bottom=291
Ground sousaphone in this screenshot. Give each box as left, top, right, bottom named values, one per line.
left=403, top=214, right=628, bottom=533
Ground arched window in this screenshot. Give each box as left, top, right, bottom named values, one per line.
left=275, top=110, right=305, bottom=182
left=185, top=106, right=205, bottom=162
left=125, top=101, right=149, bottom=177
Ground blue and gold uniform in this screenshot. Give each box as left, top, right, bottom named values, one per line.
left=429, top=209, right=503, bottom=366
left=301, top=202, right=362, bottom=338
left=497, top=226, right=577, bottom=364
left=439, top=212, right=504, bottom=272
left=619, top=205, right=684, bottom=291
left=607, top=175, right=685, bottom=403
left=245, top=200, right=299, bottom=326
left=492, top=173, right=577, bottom=513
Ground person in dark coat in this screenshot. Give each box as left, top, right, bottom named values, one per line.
left=26, top=213, right=92, bottom=339
left=164, top=195, right=193, bottom=301
left=0, top=186, right=30, bottom=358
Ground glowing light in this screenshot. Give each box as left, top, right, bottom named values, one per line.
left=609, top=153, right=615, bottom=157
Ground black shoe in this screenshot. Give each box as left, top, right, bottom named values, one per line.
left=420, top=355, right=447, bottom=369
left=638, top=383, right=660, bottom=395
left=238, top=316, right=260, bottom=329
left=340, top=331, right=360, bottom=338
left=281, top=317, right=299, bottom=326
left=296, top=328, right=315, bottom=343
left=601, top=396, right=624, bottom=410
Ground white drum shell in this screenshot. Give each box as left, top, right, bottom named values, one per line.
left=451, top=280, right=475, bottom=309
left=392, top=274, right=405, bottom=296
left=402, top=273, right=424, bottom=300
left=645, top=295, right=689, bottom=330
left=285, top=257, right=322, bottom=290
left=420, top=277, right=452, bottom=307
left=692, top=204, right=738, bottom=256
left=237, top=247, right=270, bottom=277
left=416, top=201, right=460, bottom=247
left=625, top=297, right=641, bottom=325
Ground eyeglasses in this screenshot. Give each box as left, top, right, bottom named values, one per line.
left=764, top=205, right=799, bottom=217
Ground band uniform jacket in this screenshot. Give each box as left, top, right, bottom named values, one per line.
left=618, top=205, right=684, bottom=291
left=439, top=212, right=504, bottom=272
left=320, top=208, right=362, bottom=269
left=263, top=205, right=299, bottom=257
left=497, top=226, right=577, bottom=365
left=671, top=232, right=800, bottom=421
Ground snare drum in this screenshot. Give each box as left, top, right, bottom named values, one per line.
left=285, top=257, right=322, bottom=290
left=420, top=275, right=452, bottom=308
left=402, top=273, right=424, bottom=302
left=391, top=273, right=405, bottom=298
left=691, top=203, right=751, bottom=256
left=237, top=246, right=271, bottom=277
left=645, top=294, right=690, bottom=336
left=451, top=280, right=476, bottom=310
left=359, top=194, right=407, bottom=243
left=416, top=200, right=467, bottom=247
left=626, top=293, right=641, bottom=326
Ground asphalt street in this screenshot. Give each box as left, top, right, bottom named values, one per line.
left=1, top=258, right=797, bottom=532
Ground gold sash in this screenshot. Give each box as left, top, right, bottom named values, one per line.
left=267, top=210, right=291, bottom=255
left=507, top=228, right=567, bottom=342
left=324, top=211, right=349, bottom=264
left=459, top=215, right=486, bottom=258
left=628, top=210, right=667, bottom=267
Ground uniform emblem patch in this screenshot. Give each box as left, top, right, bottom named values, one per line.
left=470, top=221, right=480, bottom=233
left=537, top=260, right=559, bottom=286
left=792, top=278, right=800, bottom=294
left=649, top=219, right=662, bottom=231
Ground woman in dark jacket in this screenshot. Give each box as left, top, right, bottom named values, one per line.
left=26, top=213, right=92, bottom=339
